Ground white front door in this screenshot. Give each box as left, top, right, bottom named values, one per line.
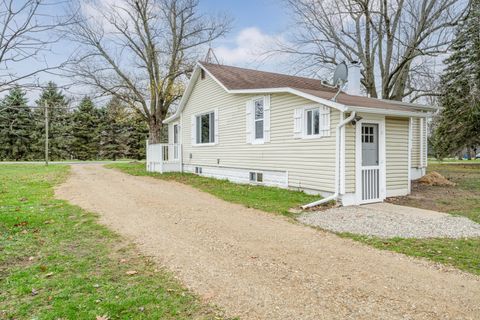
left=356, top=119, right=386, bottom=204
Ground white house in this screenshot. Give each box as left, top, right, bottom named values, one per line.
left=149, top=61, right=434, bottom=207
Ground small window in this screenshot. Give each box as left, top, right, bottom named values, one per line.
left=196, top=112, right=215, bottom=144
left=249, top=171, right=263, bottom=183
left=299, top=106, right=330, bottom=138
left=256, top=172, right=263, bottom=182
left=200, top=69, right=205, bottom=79
left=254, top=98, right=264, bottom=140
left=362, top=126, right=375, bottom=143
left=306, top=109, right=320, bottom=136
left=195, top=167, right=202, bottom=174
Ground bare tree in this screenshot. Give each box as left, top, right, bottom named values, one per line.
left=0, top=0, right=72, bottom=93
left=66, top=0, right=229, bottom=143
left=279, top=0, right=468, bottom=101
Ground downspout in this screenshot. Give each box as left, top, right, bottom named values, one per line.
left=301, top=111, right=356, bottom=209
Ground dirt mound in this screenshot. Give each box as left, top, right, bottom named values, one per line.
left=416, top=171, right=456, bottom=186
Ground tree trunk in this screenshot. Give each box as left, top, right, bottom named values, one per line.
left=148, top=117, right=163, bottom=144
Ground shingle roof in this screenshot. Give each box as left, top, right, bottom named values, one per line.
left=200, top=62, right=429, bottom=113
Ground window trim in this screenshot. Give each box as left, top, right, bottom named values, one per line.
left=305, top=107, right=321, bottom=137
left=249, top=171, right=264, bottom=184
left=299, top=105, right=330, bottom=139
left=194, top=110, right=216, bottom=146
left=253, top=97, right=265, bottom=143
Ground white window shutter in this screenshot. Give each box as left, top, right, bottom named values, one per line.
left=214, top=108, right=219, bottom=144
left=293, top=108, right=303, bottom=139
left=320, top=106, right=330, bottom=137
left=191, top=114, right=196, bottom=146
left=246, top=100, right=253, bottom=143
left=264, top=95, right=271, bottom=142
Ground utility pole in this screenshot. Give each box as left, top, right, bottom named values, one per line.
left=45, top=100, right=49, bottom=166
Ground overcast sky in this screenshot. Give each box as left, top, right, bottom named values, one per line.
left=5, top=0, right=292, bottom=103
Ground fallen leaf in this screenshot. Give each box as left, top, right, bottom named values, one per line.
left=31, top=288, right=38, bottom=296
left=14, top=221, right=28, bottom=227
left=93, top=284, right=100, bottom=288
left=28, top=256, right=35, bottom=261
left=125, top=270, right=138, bottom=276
left=21, top=229, right=28, bottom=234
left=45, top=272, right=54, bottom=278
left=19, top=197, right=28, bottom=202
left=119, top=258, right=127, bottom=263
left=96, top=315, right=109, bottom=320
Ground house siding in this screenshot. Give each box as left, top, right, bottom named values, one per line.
left=411, top=117, right=428, bottom=168
left=180, top=74, right=340, bottom=194
left=411, top=118, right=421, bottom=167
left=344, top=123, right=356, bottom=193
left=386, top=117, right=409, bottom=194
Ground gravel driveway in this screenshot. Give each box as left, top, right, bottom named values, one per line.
left=299, top=203, right=480, bottom=238
left=55, top=165, right=480, bottom=320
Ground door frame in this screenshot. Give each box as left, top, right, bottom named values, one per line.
left=355, top=118, right=386, bottom=204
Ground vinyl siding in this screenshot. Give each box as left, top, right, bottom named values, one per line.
left=344, top=123, right=356, bottom=193
left=386, top=117, right=409, bottom=191
left=411, top=118, right=421, bottom=167
left=180, top=74, right=339, bottom=193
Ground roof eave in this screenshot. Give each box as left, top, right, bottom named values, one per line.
left=163, top=64, right=202, bottom=124
left=346, top=106, right=433, bottom=117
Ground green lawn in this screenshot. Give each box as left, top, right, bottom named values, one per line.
left=349, top=163, right=480, bottom=275
left=0, top=165, right=227, bottom=319
left=106, top=162, right=320, bottom=218
left=108, top=162, right=480, bottom=276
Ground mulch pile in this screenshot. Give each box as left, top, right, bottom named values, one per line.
left=416, top=171, right=456, bottom=186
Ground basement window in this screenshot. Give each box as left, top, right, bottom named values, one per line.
left=249, top=171, right=263, bottom=183
left=195, top=167, right=202, bottom=174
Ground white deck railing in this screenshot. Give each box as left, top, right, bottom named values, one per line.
left=146, top=142, right=182, bottom=173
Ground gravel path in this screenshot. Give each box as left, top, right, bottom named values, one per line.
left=299, top=203, right=480, bottom=238
left=55, top=165, right=480, bottom=320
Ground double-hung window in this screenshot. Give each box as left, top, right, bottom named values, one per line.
left=306, top=108, right=320, bottom=136
left=254, top=98, right=264, bottom=140
left=196, top=111, right=215, bottom=144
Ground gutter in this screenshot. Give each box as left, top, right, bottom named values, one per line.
left=301, top=111, right=357, bottom=209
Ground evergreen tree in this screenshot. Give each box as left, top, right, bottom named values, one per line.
left=125, top=112, right=148, bottom=160
left=0, top=87, right=34, bottom=160
left=432, top=1, right=480, bottom=158
left=99, top=97, right=129, bottom=160
left=71, top=97, right=101, bottom=160
left=32, top=82, right=72, bottom=160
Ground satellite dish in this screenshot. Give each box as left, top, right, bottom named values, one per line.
left=333, top=61, right=348, bottom=87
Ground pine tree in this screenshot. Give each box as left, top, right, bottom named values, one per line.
left=71, top=97, right=101, bottom=160
left=99, top=97, right=129, bottom=160
left=0, top=87, right=34, bottom=160
left=32, top=82, right=72, bottom=160
left=433, top=1, right=480, bottom=158
left=125, top=112, right=148, bottom=160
